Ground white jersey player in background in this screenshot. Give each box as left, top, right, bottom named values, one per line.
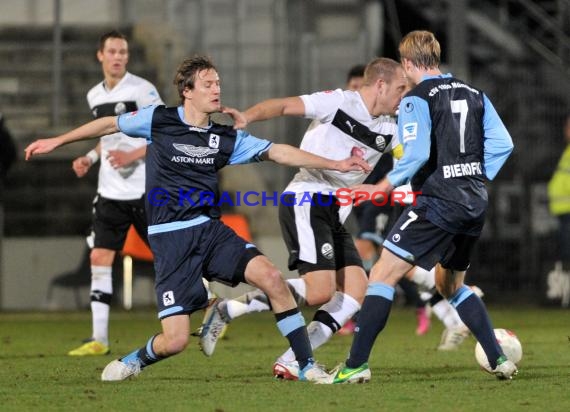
left=200, top=57, right=408, bottom=380
left=68, top=30, right=163, bottom=356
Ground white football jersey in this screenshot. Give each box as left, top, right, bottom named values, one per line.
left=87, top=72, right=163, bottom=200
left=286, top=89, right=401, bottom=195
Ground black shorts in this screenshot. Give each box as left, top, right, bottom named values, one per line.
left=279, top=194, right=362, bottom=275
left=382, top=205, right=479, bottom=271
left=90, top=195, right=148, bottom=250
left=150, top=219, right=262, bottom=319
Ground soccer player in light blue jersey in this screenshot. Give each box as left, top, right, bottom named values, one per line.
left=25, top=55, right=370, bottom=383
left=199, top=58, right=408, bottom=381
left=328, top=30, right=516, bottom=383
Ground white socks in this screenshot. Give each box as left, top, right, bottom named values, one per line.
left=225, top=278, right=308, bottom=320
left=90, top=265, right=112, bottom=346
left=431, top=299, right=464, bottom=329
left=286, top=278, right=307, bottom=305
left=410, top=267, right=436, bottom=291
left=225, top=292, right=271, bottom=319
left=279, top=292, right=360, bottom=362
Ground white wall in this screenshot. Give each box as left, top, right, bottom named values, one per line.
left=0, top=0, right=122, bottom=25
left=0, top=0, right=183, bottom=26
left=2, top=237, right=87, bottom=310
left=0, top=235, right=290, bottom=311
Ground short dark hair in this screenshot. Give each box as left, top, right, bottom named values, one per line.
left=173, top=55, right=218, bottom=104
left=98, top=30, right=128, bottom=51
left=346, top=64, right=366, bottom=83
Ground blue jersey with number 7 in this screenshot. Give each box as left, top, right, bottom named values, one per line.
left=388, top=73, right=513, bottom=235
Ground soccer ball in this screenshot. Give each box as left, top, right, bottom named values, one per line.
left=475, top=328, right=522, bottom=373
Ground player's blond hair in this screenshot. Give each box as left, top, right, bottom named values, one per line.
left=398, top=30, right=441, bottom=70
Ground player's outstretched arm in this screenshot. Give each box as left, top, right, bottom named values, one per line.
left=25, top=116, right=118, bottom=160
left=264, top=143, right=371, bottom=173
left=223, top=97, right=305, bottom=129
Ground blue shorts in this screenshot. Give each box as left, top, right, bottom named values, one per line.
left=149, top=219, right=261, bottom=319
left=382, top=205, right=479, bottom=271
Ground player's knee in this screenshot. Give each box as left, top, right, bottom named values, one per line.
left=90, top=248, right=115, bottom=266
left=250, top=267, right=287, bottom=299
left=245, top=256, right=285, bottom=293
left=261, top=268, right=285, bottom=293
left=164, top=333, right=189, bottom=355
left=305, top=285, right=335, bottom=305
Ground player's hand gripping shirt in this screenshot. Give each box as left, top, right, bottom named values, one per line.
left=285, top=89, right=402, bottom=195
left=117, top=105, right=272, bottom=234
left=87, top=72, right=163, bottom=200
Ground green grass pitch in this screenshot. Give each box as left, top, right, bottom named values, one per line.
left=1, top=306, right=568, bottom=411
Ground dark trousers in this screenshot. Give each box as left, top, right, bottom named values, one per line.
left=557, top=214, right=570, bottom=271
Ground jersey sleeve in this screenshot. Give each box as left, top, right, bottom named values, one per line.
left=387, top=96, right=432, bottom=186
left=228, top=129, right=273, bottom=164
left=482, top=94, right=514, bottom=180
left=117, top=105, right=159, bottom=141
left=300, top=89, right=344, bottom=122
left=137, top=81, right=164, bottom=107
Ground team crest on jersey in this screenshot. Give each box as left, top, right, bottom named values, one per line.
left=114, top=102, right=127, bottom=115
left=209, top=134, right=220, bottom=148
left=321, top=243, right=334, bottom=260
left=163, top=291, right=175, bottom=306
left=375, top=135, right=387, bottom=151
left=173, top=143, right=219, bottom=157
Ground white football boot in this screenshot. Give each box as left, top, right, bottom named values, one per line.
left=492, top=358, right=518, bottom=380
left=101, top=359, right=141, bottom=381
left=437, top=326, right=470, bottom=351
left=273, top=359, right=300, bottom=380
left=199, top=299, right=230, bottom=357
left=298, top=362, right=331, bottom=383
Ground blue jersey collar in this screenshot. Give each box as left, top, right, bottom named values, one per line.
left=177, top=106, right=212, bottom=130
left=421, top=73, right=453, bottom=82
